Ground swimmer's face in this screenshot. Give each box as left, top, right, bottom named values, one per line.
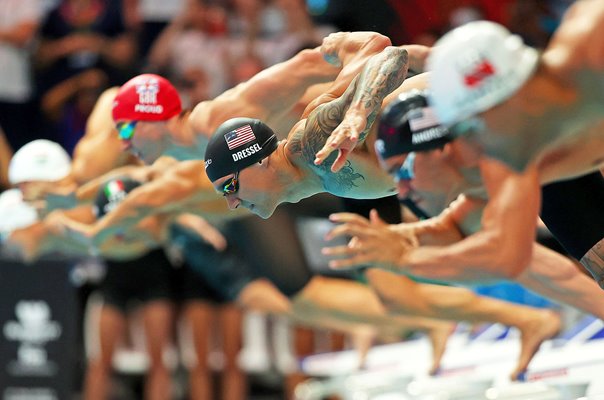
left=118, top=120, right=167, bottom=165
left=381, top=149, right=462, bottom=216
left=17, top=181, right=56, bottom=202
left=212, top=158, right=280, bottom=219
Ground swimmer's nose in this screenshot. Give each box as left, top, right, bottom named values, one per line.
left=225, top=195, right=241, bottom=210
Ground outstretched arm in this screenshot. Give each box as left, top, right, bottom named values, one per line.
left=189, top=46, right=342, bottom=138
left=325, top=159, right=540, bottom=282
left=71, top=87, right=140, bottom=185
left=301, top=32, right=393, bottom=117
left=309, top=46, right=409, bottom=172
left=76, top=157, right=177, bottom=202
left=302, top=39, right=429, bottom=118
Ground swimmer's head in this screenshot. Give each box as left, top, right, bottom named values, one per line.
left=204, top=117, right=278, bottom=182
left=9, top=140, right=71, bottom=201
left=93, top=177, right=142, bottom=218
left=377, top=89, right=452, bottom=159
left=112, top=74, right=183, bottom=164
left=205, top=117, right=280, bottom=218
left=427, top=21, right=538, bottom=126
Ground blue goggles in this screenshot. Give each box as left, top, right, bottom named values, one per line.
left=117, top=121, right=138, bottom=141
left=395, top=152, right=416, bottom=181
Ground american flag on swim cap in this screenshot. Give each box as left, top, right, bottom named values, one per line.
left=224, top=125, right=256, bottom=150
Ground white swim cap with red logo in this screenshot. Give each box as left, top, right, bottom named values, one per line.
left=112, top=74, right=182, bottom=122
left=427, top=21, right=539, bottom=125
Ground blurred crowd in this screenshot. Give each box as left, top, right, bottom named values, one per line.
left=0, top=0, right=573, bottom=173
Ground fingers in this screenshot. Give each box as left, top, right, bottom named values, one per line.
left=209, top=234, right=227, bottom=251
left=331, top=149, right=351, bottom=172
left=314, top=125, right=359, bottom=166
left=314, top=133, right=350, bottom=166
left=325, top=223, right=374, bottom=241
left=329, top=212, right=370, bottom=223
left=314, top=141, right=337, bottom=166
left=329, top=253, right=371, bottom=270
left=369, top=209, right=386, bottom=226
left=322, top=244, right=356, bottom=257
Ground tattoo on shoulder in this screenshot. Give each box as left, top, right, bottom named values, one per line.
left=289, top=113, right=365, bottom=194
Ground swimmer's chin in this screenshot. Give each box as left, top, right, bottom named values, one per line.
left=248, top=204, right=276, bottom=219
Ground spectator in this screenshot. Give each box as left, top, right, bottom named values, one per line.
left=147, top=0, right=231, bottom=98
left=174, top=66, right=213, bottom=108
left=228, top=0, right=334, bottom=67
left=121, top=0, right=185, bottom=63
left=0, top=0, right=44, bottom=151
left=227, top=45, right=265, bottom=87
left=34, top=0, right=136, bottom=152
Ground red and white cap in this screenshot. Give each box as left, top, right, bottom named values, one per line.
left=427, top=21, right=538, bottom=125
left=112, top=74, right=182, bottom=122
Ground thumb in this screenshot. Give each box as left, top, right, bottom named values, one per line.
left=369, top=209, right=385, bottom=226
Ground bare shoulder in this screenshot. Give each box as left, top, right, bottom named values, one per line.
left=164, top=159, right=205, bottom=179
left=84, top=87, right=120, bottom=137
left=190, top=88, right=265, bottom=136
left=189, top=100, right=215, bottom=138
left=544, top=0, right=604, bottom=71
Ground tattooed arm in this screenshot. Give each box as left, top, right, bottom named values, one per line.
left=311, top=46, right=409, bottom=172
left=286, top=47, right=407, bottom=196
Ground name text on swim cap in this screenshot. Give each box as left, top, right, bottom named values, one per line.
left=232, top=143, right=262, bottom=162
left=134, top=104, right=164, bottom=114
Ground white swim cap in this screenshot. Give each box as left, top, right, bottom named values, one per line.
left=427, top=21, right=539, bottom=125
left=0, top=189, right=38, bottom=234
left=9, top=139, right=71, bottom=184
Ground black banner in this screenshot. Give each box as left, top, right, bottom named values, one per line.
left=0, top=257, right=78, bottom=400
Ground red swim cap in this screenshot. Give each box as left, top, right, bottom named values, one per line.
left=112, top=74, right=182, bottom=122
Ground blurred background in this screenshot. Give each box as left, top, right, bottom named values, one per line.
left=0, top=0, right=582, bottom=399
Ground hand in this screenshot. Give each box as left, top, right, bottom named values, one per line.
left=314, top=109, right=367, bottom=172
left=322, top=210, right=418, bottom=270
left=320, top=32, right=348, bottom=67
left=46, top=210, right=94, bottom=247
left=193, top=217, right=227, bottom=251
left=6, top=227, right=40, bottom=263
left=175, top=214, right=227, bottom=251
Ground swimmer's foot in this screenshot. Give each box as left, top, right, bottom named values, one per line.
left=427, top=322, right=456, bottom=376
left=511, top=309, right=561, bottom=381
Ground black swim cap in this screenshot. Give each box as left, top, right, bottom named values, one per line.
left=204, top=117, right=278, bottom=182
left=93, top=178, right=142, bottom=218
left=376, top=90, right=452, bottom=159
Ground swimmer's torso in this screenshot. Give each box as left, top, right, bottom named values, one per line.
left=287, top=119, right=398, bottom=200
left=475, top=68, right=604, bottom=184
left=472, top=0, right=604, bottom=182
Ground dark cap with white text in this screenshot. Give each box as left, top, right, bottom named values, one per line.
left=204, top=117, right=278, bottom=182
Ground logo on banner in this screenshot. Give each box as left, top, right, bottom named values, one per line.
left=134, top=78, right=163, bottom=114
left=3, top=301, right=62, bottom=376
